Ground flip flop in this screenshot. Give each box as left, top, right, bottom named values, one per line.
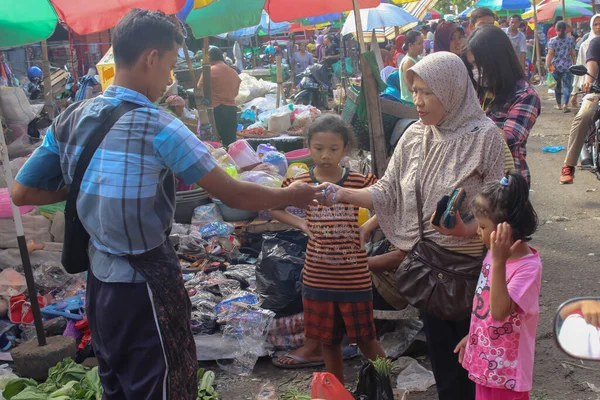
left=271, top=345, right=358, bottom=369
left=272, top=353, right=325, bottom=369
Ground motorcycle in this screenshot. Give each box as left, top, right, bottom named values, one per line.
left=554, top=296, right=600, bottom=361
left=292, top=63, right=330, bottom=108
left=570, top=64, right=600, bottom=180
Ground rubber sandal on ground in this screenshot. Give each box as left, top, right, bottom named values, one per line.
left=272, top=353, right=325, bottom=369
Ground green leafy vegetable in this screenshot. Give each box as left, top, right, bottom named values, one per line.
left=3, top=378, right=39, bottom=400
left=370, top=357, right=394, bottom=377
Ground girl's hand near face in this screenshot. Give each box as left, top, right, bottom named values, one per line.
left=491, top=222, right=521, bottom=264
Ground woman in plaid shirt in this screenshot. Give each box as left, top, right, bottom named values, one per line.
left=463, top=26, right=541, bottom=187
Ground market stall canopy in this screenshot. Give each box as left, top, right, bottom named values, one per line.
left=522, top=0, right=592, bottom=21
left=341, top=3, right=419, bottom=35
left=185, top=0, right=380, bottom=38
left=475, top=0, right=532, bottom=11
left=0, top=0, right=191, bottom=48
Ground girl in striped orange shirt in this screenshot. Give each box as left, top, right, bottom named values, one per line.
left=271, top=114, right=385, bottom=384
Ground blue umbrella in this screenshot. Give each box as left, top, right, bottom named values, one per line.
left=458, top=6, right=475, bottom=17
left=341, top=3, right=419, bottom=34
left=217, top=11, right=290, bottom=40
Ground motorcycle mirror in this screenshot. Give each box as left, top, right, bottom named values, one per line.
left=569, top=64, right=589, bottom=76
left=554, top=297, right=600, bottom=361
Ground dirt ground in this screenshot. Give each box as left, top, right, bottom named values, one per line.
left=208, top=88, right=600, bottom=400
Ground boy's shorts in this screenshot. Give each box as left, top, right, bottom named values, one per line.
left=303, top=298, right=376, bottom=345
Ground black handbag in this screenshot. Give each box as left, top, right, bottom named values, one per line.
left=395, top=132, right=484, bottom=320
left=62, top=101, right=142, bottom=274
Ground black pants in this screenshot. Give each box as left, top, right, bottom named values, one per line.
left=421, top=312, right=475, bottom=400
left=87, top=241, right=197, bottom=400
left=214, top=104, right=238, bottom=147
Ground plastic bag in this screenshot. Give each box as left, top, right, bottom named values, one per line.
left=395, top=357, right=435, bottom=392
left=262, top=151, right=288, bottom=177
left=379, top=319, right=424, bottom=359
left=191, top=204, right=223, bottom=228
left=33, top=263, right=71, bottom=292
left=312, top=372, right=355, bottom=400
left=178, top=230, right=208, bottom=255
left=223, top=264, right=256, bottom=289
left=239, top=171, right=283, bottom=188
left=216, top=294, right=275, bottom=375
left=255, top=231, right=308, bottom=317
left=191, top=309, right=218, bottom=335
left=292, top=105, right=321, bottom=128
left=546, top=73, right=557, bottom=89
left=199, top=221, right=235, bottom=239
left=0, top=269, right=26, bottom=297
left=0, top=364, right=18, bottom=393
left=354, top=361, right=395, bottom=400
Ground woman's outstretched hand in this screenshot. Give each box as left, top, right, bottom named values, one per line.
left=315, top=184, right=342, bottom=206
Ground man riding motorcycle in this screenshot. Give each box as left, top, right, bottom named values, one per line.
left=560, top=35, right=600, bottom=184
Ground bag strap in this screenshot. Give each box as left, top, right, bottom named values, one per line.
left=415, top=131, right=427, bottom=239
left=65, top=101, right=142, bottom=217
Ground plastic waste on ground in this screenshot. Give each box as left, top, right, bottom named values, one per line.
left=255, top=382, right=278, bottom=400
left=542, top=146, right=566, bottom=153
left=379, top=319, right=424, bottom=359
left=395, top=357, right=436, bottom=392
left=215, top=291, right=275, bottom=376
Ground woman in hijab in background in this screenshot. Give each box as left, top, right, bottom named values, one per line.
left=572, top=14, right=600, bottom=107
left=321, top=52, right=506, bottom=400
left=434, top=22, right=466, bottom=55
left=393, top=34, right=406, bottom=67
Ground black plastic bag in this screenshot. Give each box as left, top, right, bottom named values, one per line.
left=354, top=361, right=395, bottom=400
left=255, top=230, right=308, bottom=317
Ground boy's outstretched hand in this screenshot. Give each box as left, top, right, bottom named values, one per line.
left=491, top=222, right=522, bottom=264
left=287, top=181, right=328, bottom=209
left=454, top=335, right=468, bottom=365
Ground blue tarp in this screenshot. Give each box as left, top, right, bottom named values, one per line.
left=215, top=11, right=290, bottom=41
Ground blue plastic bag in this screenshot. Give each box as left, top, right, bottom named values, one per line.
left=542, top=146, right=566, bottom=153
left=199, top=221, right=235, bottom=239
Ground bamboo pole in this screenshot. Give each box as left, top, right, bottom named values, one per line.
left=276, top=55, right=285, bottom=107
left=40, top=41, right=53, bottom=117
left=562, top=0, right=567, bottom=20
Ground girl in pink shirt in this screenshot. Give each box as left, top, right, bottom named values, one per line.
left=454, top=171, right=542, bottom=400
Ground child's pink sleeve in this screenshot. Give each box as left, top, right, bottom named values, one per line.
left=507, top=260, right=542, bottom=316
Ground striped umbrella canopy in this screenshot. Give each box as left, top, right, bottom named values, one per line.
left=0, top=0, right=191, bottom=48
left=522, top=0, right=592, bottom=21
left=185, top=0, right=379, bottom=38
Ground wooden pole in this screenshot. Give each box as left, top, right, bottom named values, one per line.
left=395, top=26, right=400, bottom=37
left=352, top=0, right=388, bottom=177
left=276, top=55, right=285, bottom=107
left=40, top=41, right=53, bottom=117
left=352, top=0, right=365, bottom=53
left=182, top=40, right=196, bottom=83
left=532, top=0, right=542, bottom=84
left=562, top=0, right=567, bottom=20
left=201, top=38, right=219, bottom=138
left=289, top=33, right=296, bottom=92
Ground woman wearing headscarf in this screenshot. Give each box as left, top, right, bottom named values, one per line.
left=572, top=14, right=600, bottom=105
left=393, top=34, right=406, bottom=67
left=321, top=52, right=506, bottom=400
left=464, top=26, right=541, bottom=187
left=315, top=34, right=325, bottom=62
left=434, top=22, right=466, bottom=55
